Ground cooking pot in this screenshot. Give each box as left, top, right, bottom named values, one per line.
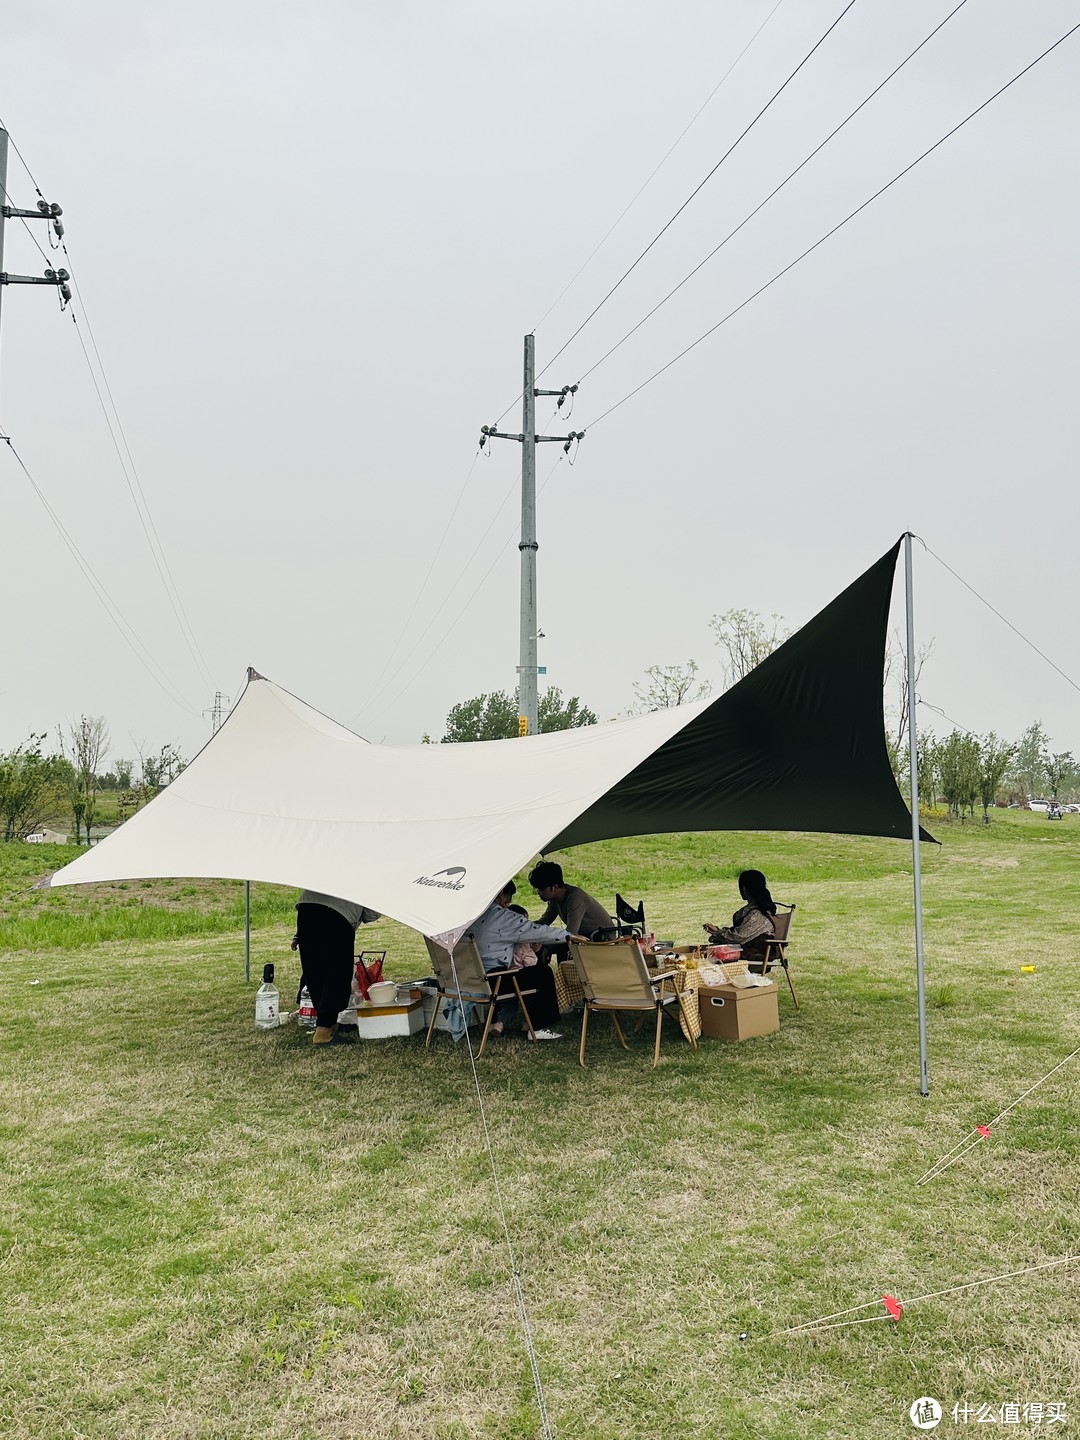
left=367, top=980, right=399, bottom=1006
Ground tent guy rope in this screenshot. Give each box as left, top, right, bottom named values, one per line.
left=915, top=1043, right=1080, bottom=1186
left=766, top=1255, right=1079, bottom=1340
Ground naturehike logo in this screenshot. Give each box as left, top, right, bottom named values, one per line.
left=414, top=866, right=467, bottom=891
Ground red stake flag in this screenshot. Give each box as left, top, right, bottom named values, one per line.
left=882, top=1294, right=903, bottom=1322
left=976, top=1126, right=991, bottom=1138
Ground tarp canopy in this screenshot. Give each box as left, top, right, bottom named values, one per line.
left=49, top=540, right=928, bottom=937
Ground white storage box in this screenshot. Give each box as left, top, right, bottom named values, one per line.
left=419, top=983, right=457, bottom=1032
left=354, top=997, right=425, bottom=1040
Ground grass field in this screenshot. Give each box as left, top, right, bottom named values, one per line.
left=0, top=813, right=1077, bottom=1439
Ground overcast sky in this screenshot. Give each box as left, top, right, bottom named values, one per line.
left=2, top=0, right=1077, bottom=769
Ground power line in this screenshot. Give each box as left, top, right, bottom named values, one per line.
left=915, top=537, right=1080, bottom=696
left=65, top=301, right=217, bottom=694
left=524, top=0, right=860, bottom=399
left=360, top=447, right=483, bottom=709
left=360, top=455, right=566, bottom=728
left=0, top=172, right=54, bottom=269
left=581, top=20, right=1080, bottom=433
left=2, top=120, right=217, bottom=698
left=528, top=0, right=787, bottom=336
left=574, top=0, right=970, bottom=388
left=354, top=401, right=566, bottom=725
left=351, top=455, right=521, bottom=723
left=1, top=434, right=202, bottom=717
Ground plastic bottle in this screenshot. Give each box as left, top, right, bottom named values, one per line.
left=255, top=963, right=280, bottom=1029
left=297, top=985, right=317, bottom=1029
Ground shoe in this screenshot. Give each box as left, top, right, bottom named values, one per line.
left=312, top=1026, right=335, bottom=1045
left=490, top=1021, right=504, bottom=1037
left=528, top=1028, right=563, bottom=1042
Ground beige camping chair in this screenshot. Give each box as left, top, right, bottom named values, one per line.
left=570, top=940, right=697, bottom=1069
left=752, top=903, right=798, bottom=1008
left=423, top=935, right=538, bottom=1055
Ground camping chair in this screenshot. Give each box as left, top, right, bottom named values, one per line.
left=570, top=940, right=698, bottom=1069
left=613, top=893, right=646, bottom=938
left=422, top=936, right=538, bottom=1055
left=751, top=903, right=798, bottom=1008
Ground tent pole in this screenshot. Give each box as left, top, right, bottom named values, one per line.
left=904, top=532, right=929, bottom=1096
left=244, top=881, right=251, bottom=984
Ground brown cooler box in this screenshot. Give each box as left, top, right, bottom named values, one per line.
left=698, top=981, right=779, bottom=1041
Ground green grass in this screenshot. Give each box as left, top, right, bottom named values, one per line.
left=0, top=811, right=1077, bottom=1438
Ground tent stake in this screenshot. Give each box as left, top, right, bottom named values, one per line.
left=244, top=880, right=251, bottom=984
left=905, top=532, right=929, bottom=1096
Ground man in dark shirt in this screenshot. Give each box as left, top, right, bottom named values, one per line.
left=528, top=861, right=614, bottom=940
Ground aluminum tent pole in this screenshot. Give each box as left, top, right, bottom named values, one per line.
left=905, top=532, right=929, bottom=1096
left=244, top=881, right=251, bottom=984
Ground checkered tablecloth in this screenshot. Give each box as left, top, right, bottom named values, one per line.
left=555, top=960, right=701, bottom=1043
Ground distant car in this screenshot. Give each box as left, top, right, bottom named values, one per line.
left=1065, top=805, right=1080, bottom=814
left=1029, top=801, right=1050, bottom=813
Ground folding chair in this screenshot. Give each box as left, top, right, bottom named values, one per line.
left=752, top=903, right=798, bottom=1008
left=423, top=936, right=538, bottom=1055
left=570, top=940, right=697, bottom=1069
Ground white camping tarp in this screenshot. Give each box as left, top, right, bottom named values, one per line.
left=48, top=675, right=707, bottom=938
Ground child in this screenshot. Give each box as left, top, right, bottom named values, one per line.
left=507, top=903, right=540, bottom=967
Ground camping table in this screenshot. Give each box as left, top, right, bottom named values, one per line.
left=555, top=959, right=702, bottom=1044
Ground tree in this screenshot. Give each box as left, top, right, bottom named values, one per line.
left=883, top=629, right=935, bottom=782
left=1042, top=749, right=1075, bottom=803
left=937, top=731, right=980, bottom=821
left=127, top=741, right=186, bottom=813
left=60, top=715, right=110, bottom=846
left=538, top=687, right=597, bottom=733
left=709, top=609, right=789, bottom=687
left=1010, top=721, right=1049, bottom=801
left=442, top=692, right=518, bottom=743
left=442, top=688, right=598, bottom=742
left=630, top=660, right=712, bottom=714
left=916, top=731, right=941, bottom=809
left=100, top=758, right=134, bottom=791
left=0, top=736, right=69, bottom=841
left=977, top=733, right=1015, bottom=823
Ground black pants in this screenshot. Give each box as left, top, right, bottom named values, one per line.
left=296, top=903, right=355, bottom=1029
left=490, top=959, right=560, bottom=1031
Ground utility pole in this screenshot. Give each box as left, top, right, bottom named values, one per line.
left=0, top=127, right=69, bottom=406
left=480, top=335, right=583, bottom=735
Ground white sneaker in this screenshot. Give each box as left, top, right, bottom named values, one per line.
left=528, top=1028, right=563, bottom=1042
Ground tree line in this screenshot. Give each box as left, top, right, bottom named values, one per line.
left=915, top=722, right=1077, bottom=822
left=433, top=612, right=1077, bottom=824
left=433, top=609, right=784, bottom=742
left=0, top=718, right=185, bottom=844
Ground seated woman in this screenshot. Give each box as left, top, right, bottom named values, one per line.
left=469, top=882, right=588, bottom=1041
left=703, top=869, right=777, bottom=964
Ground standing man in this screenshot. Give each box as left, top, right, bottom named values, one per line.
left=291, top=890, right=380, bottom=1046
left=528, top=861, right=614, bottom=944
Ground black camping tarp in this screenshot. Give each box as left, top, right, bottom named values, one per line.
left=547, top=540, right=934, bottom=850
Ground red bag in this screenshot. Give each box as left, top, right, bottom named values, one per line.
left=354, top=951, right=386, bottom=1000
